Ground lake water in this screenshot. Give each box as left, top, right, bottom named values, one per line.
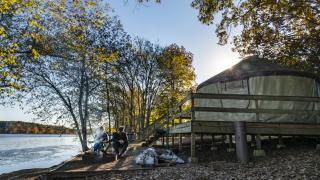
left=0, top=134, right=82, bottom=175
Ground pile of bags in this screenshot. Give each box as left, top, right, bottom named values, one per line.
left=135, top=148, right=184, bottom=167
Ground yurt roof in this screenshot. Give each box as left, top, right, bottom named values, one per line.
left=198, top=56, right=319, bottom=89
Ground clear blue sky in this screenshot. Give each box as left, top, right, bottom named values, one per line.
left=0, top=0, right=240, bottom=122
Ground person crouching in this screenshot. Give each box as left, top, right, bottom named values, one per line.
left=112, top=127, right=128, bottom=157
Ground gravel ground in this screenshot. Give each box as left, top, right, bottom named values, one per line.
left=2, top=137, right=320, bottom=180
left=88, top=137, right=320, bottom=180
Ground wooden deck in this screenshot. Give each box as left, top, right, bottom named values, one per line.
left=170, top=121, right=320, bottom=135
left=144, top=92, right=320, bottom=163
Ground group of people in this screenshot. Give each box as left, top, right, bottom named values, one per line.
left=93, top=126, right=128, bottom=157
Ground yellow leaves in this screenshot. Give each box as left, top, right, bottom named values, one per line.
left=0, top=47, right=17, bottom=70
left=11, top=42, right=18, bottom=48
left=0, top=0, right=13, bottom=13
left=0, top=0, right=37, bottom=14
left=31, top=48, right=39, bottom=59
left=78, top=34, right=85, bottom=42
left=29, top=19, right=39, bottom=27
left=7, top=47, right=14, bottom=54
left=95, top=48, right=118, bottom=62
left=104, top=51, right=118, bottom=62
left=0, top=0, right=43, bottom=93
left=1, top=56, right=16, bottom=67
left=28, top=16, right=45, bottom=31
left=58, top=0, right=66, bottom=11
left=30, top=32, right=43, bottom=43
left=85, top=1, right=97, bottom=7
left=0, top=26, right=6, bottom=37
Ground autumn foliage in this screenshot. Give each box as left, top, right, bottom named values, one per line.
left=0, top=0, right=196, bottom=151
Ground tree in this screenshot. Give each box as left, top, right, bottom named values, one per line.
left=21, top=0, right=125, bottom=151
left=94, top=26, right=131, bottom=133
left=95, top=39, right=196, bottom=140
left=132, top=39, right=163, bottom=138
left=156, top=44, right=195, bottom=117
left=191, top=0, right=320, bottom=74
left=0, top=0, right=42, bottom=95
left=2, top=0, right=197, bottom=146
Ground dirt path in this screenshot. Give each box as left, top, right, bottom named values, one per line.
left=54, top=142, right=147, bottom=172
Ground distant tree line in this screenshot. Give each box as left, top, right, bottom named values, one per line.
left=0, top=0, right=196, bottom=151
left=0, top=121, right=75, bottom=134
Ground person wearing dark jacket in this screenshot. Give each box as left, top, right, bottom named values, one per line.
left=112, top=127, right=128, bottom=157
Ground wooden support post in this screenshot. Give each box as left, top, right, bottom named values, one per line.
left=191, top=133, right=196, bottom=157
left=250, top=135, right=256, bottom=147
left=162, top=136, right=165, bottom=147
left=171, top=118, right=175, bottom=147
left=316, top=137, right=320, bottom=150
left=188, top=132, right=198, bottom=163
left=253, top=134, right=265, bottom=156
left=234, top=121, right=249, bottom=163
left=188, top=92, right=198, bottom=163
left=229, top=135, right=233, bottom=147
left=166, top=114, right=169, bottom=148
left=252, top=99, right=265, bottom=156
left=178, top=133, right=182, bottom=151
left=227, top=134, right=235, bottom=152
left=211, top=134, right=217, bottom=151
left=200, top=134, right=204, bottom=149
left=211, top=134, right=214, bottom=146
left=256, top=135, right=261, bottom=149
left=179, top=106, right=182, bottom=152
left=277, top=135, right=286, bottom=149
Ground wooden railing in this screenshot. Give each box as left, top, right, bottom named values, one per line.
left=143, top=94, right=192, bottom=140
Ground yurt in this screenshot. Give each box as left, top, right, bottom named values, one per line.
left=195, top=56, right=320, bottom=123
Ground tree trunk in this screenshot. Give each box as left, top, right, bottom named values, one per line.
left=106, top=82, right=112, bottom=134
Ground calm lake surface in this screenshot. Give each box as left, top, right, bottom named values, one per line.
left=0, top=134, right=82, bottom=174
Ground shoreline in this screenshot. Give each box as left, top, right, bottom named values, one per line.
left=0, top=154, right=79, bottom=179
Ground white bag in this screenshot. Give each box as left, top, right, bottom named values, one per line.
left=135, top=148, right=158, bottom=166
left=159, top=150, right=185, bottom=164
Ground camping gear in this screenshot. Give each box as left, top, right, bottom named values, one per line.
left=159, top=150, right=185, bottom=164
left=135, top=148, right=158, bottom=166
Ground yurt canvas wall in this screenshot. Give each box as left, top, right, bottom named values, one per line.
left=195, top=56, right=320, bottom=123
